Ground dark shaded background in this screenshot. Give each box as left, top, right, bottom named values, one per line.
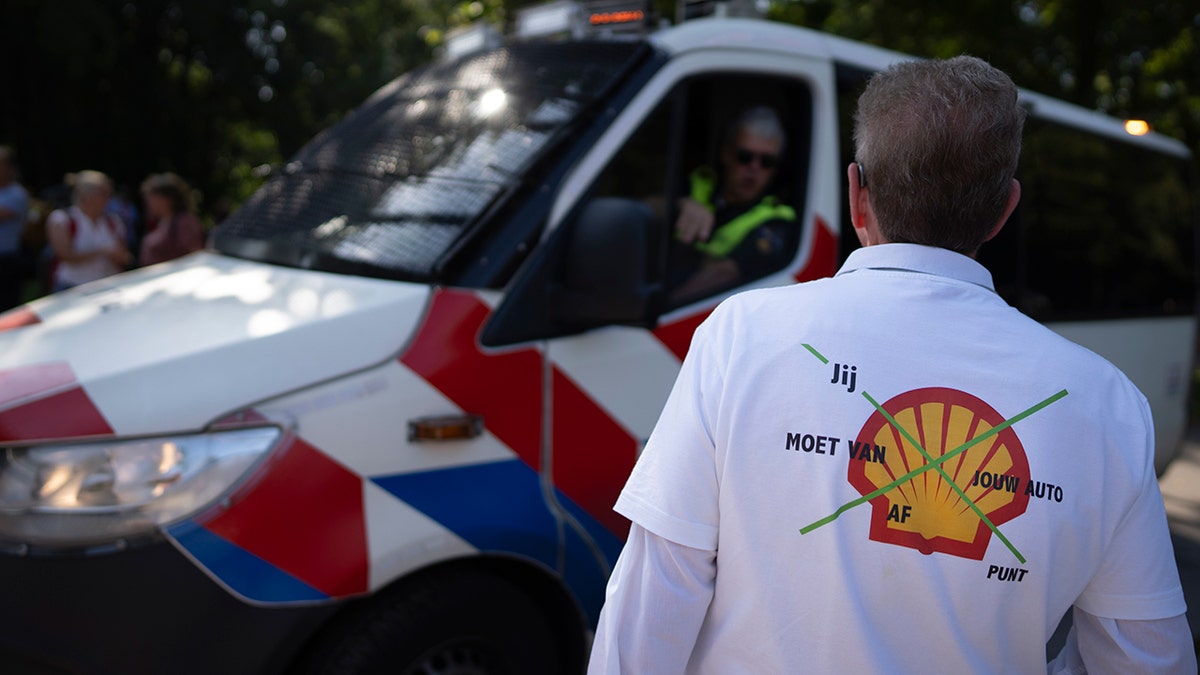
left=1, top=0, right=1197, bottom=221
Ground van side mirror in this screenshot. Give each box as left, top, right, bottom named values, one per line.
left=551, top=198, right=662, bottom=327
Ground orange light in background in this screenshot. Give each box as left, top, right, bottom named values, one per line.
left=1124, top=119, right=1150, bottom=136
left=589, top=9, right=644, bottom=25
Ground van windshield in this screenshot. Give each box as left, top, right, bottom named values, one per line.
left=213, top=41, right=646, bottom=280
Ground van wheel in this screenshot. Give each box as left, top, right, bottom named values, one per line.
left=291, top=569, right=561, bottom=675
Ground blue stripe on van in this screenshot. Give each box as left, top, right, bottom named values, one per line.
left=372, top=459, right=559, bottom=569
left=559, top=493, right=624, bottom=568
left=167, top=520, right=330, bottom=603
left=371, top=458, right=620, bottom=621
left=557, top=494, right=625, bottom=624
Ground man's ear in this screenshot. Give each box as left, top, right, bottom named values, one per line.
left=848, top=162, right=876, bottom=247
left=984, top=179, right=1021, bottom=243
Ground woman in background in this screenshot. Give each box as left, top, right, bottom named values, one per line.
left=140, top=172, right=204, bottom=266
left=46, top=170, right=131, bottom=291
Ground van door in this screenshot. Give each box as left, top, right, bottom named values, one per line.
left=516, top=48, right=840, bottom=620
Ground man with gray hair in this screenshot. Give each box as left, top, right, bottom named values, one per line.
left=588, top=56, right=1193, bottom=673
left=670, top=105, right=795, bottom=303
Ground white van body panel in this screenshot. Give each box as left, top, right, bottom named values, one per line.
left=549, top=326, right=681, bottom=443
left=1, top=251, right=430, bottom=435
left=1049, top=317, right=1195, bottom=474
left=653, top=18, right=1189, bottom=157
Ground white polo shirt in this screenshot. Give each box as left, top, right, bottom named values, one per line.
left=606, top=243, right=1186, bottom=673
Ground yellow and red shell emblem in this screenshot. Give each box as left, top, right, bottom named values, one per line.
left=847, top=387, right=1030, bottom=560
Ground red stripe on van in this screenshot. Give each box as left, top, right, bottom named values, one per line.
left=795, top=215, right=838, bottom=283
left=400, top=289, right=543, bottom=470
left=653, top=311, right=709, bottom=361
left=201, top=433, right=369, bottom=598
left=0, top=307, right=40, bottom=333
left=551, top=368, right=636, bottom=538
left=0, top=363, right=113, bottom=442
left=0, top=387, right=114, bottom=442
left=0, top=362, right=77, bottom=408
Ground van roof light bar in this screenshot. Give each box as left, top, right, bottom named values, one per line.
left=583, top=0, right=650, bottom=36
left=514, top=0, right=651, bottom=41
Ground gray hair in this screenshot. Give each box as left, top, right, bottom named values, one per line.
left=726, top=106, right=786, bottom=148
left=853, top=56, right=1025, bottom=255
left=70, top=170, right=113, bottom=205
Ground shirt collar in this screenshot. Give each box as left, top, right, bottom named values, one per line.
left=835, top=243, right=996, bottom=291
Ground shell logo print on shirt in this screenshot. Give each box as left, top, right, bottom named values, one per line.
left=799, top=344, right=1068, bottom=564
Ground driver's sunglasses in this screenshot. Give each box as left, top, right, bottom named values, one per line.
left=735, top=148, right=779, bottom=170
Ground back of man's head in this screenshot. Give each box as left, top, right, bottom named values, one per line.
left=853, top=56, right=1025, bottom=255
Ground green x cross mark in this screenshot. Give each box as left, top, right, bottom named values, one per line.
left=797, top=343, right=1068, bottom=564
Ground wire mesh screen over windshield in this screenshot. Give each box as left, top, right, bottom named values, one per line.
left=214, top=41, right=645, bottom=280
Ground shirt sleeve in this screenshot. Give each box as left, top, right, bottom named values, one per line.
left=587, top=523, right=717, bottom=675
left=1047, top=607, right=1196, bottom=675
left=614, top=313, right=725, bottom=550
left=1075, top=401, right=1188, bottom=620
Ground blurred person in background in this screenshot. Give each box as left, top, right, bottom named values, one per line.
left=107, top=183, right=141, bottom=253
left=139, top=172, right=204, bottom=266
left=0, top=146, right=30, bottom=311
left=46, top=170, right=131, bottom=291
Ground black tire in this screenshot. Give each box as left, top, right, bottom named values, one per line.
left=290, top=568, right=563, bottom=675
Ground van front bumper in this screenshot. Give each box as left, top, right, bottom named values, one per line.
left=0, top=537, right=338, bottom=675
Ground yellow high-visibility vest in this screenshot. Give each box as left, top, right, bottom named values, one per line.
left=688, top=168, right=795, bottom=257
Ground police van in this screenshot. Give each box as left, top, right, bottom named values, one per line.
left=0, top=4, right=1194, bottom=673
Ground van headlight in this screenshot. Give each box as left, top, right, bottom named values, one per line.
left=0, top=426, right=282, bottom=550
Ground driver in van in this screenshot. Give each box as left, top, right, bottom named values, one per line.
left=669, top=106, right=796, bottom=303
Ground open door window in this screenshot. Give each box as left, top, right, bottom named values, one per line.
left=481, top=71, right=812, bottom=347
left=591, top=73, right=813, bottom=308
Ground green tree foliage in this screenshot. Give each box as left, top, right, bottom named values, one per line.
left=0, top=0, right=1196, bottom=222
left=769, top=0, right=1200, bottom=163
left=0, top=0, right=496, bottom=219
